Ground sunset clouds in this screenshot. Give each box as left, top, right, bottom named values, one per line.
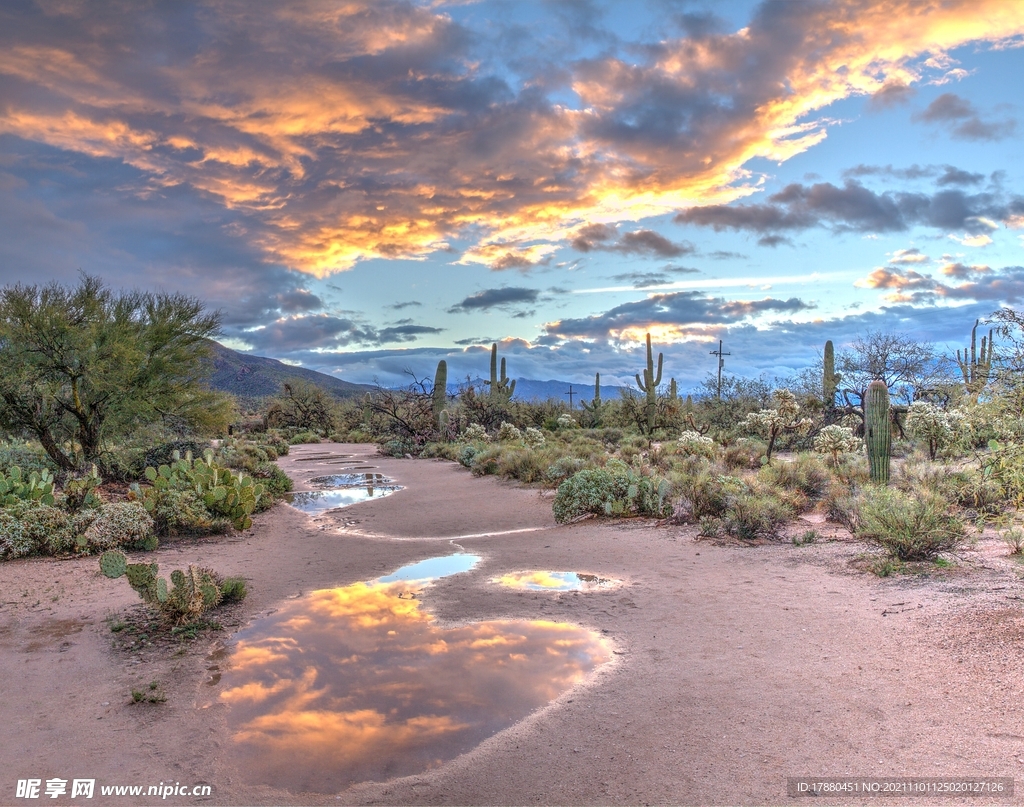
left=3, top=0, right=1024, bottom=388
left=3, top=0, right=1023, bottom=275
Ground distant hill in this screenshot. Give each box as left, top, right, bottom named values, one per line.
left=204, top=341, right=374, bottom=400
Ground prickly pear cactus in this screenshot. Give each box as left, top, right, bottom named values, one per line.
left=865, top=379, right=891, bottom=484
left=99, top=550, right=127, bottom=579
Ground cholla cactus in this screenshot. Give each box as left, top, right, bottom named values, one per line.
left=462, top=423, right=489, bottom=442
left=676, top=430, right=716, bottom=459
left=906, top=401, right=970, bottom=460
left=742, top=389, right=812, bottom=464
left=813, top=424, right=861, bottom=467
left=497, top=421, right=522, bottom=442
left=556, top=413, right=577, bottom=429
left=524, top=427, right=545, bottom=448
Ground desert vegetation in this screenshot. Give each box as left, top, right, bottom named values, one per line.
left=3, top=275, right=1024, bottom=589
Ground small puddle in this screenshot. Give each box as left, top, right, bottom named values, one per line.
left=284, top=486, right=401, bottom=513
left=308, top=473, right=393, bottom=488
left=219, top=555, right=612, bottom=793
left=494, top=571, right=621, bottom=591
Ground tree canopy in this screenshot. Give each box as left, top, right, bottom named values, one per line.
left=0, top=274, right=228, bottom=471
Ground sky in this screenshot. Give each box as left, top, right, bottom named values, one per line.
left=1, top=0, right=1023, bottom=392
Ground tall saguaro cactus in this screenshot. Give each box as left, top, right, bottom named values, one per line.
left=432, top=360, right=447, bottom=427
left=956, top=319, right=994, bottom=402
left=486, top=343, right=516, bottom=402
left=823, top=340, right=841, bottom=412
left=635, top=333, right=663, bottom=435
left=865, top=380, right=891, bottom=484
left=579, top=372, right=604, bottom=425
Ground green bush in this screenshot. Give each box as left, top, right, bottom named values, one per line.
left=757, top=454, right=831, bottom=500
left=546, top=456, right=590, bottom=484
left=722, top=492, right=793, bottom=541
left=83, top=502, right=155, bottom=550
left=0, top=441, right=57, bottom=476
left=670, top=470, right=745, bottom=521
left=288, top=431, right=322, bottom=445
left=0, top=509, right=33, bottom=559
left=378, top=438, right=414, bottom=457
left=855, top=487, right=967, bottom=561
left=553, top=460, right=671, bottom=523
left=22, top=505, right=76, bottom=555
left=823, top=483, right=859, bottom=531
left=252, top=462, right=293, bottom=498
left=722, top=438, right=768, bottom=470
left=148, top=488, right=214, bottom=536
left=469, top=445, right=503, bottom=476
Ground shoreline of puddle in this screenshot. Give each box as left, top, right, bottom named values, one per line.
left=212, top=447, right=625, bottom=794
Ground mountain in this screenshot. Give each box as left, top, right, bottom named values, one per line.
left=204, top=341, right=375, bottom=400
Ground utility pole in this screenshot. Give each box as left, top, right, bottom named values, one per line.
left=564, top=384, right=575, bottom=409
left=710, top=340, right=730, bottom=399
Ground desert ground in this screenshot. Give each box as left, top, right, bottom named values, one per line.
left=3, top=442, right=1024, bottom=806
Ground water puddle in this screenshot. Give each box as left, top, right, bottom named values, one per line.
left=284, top=485, right=401, bottom=513
left=219, top=555, right=612, bottom=793
left=308, top=473, right=393, bottom=488
left=494, top=571, right=621, bottom=591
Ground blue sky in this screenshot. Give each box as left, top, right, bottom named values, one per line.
left=1, top=0, right=1023, bottom=390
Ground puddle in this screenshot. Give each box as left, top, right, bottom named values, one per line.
left=220, top=556, right=611, bottom=793
left=284, top=485, right=401, bottom=513
left=308, top=473, right=394, bottom=488
left=494, top=571, right=621, bottom=591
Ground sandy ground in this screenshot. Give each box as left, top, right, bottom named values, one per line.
left=4, top=443, right=1024, bottom=806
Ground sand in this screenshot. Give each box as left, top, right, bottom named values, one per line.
left=2, top=442, right=1024, bottom=806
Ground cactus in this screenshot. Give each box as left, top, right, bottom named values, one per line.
left=669, top=378, right=678, bottom=401
left=635, top=333, right=663, bottom=435
left=823, top=340, right=841, bottom=411
left=99, top=549, right=127, bottom=579
left=956, top=320, right=994, bottom=401
left=486, top=343, right=516, bottom=402
left=865, top=380, right=891, bottom=484
left=132, top=451, right=264, bottom=532
left=579, top=373, right=605, bottom=425
left=0, top=467, right=55, bottom=507
left=432, top=360, right=448, bottom=426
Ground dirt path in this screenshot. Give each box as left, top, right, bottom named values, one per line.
left=3, top=443, right=1024, bottom=806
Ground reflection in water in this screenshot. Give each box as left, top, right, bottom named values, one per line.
left=309, top=473, right=394, bottom=488
left=221, top=558, right=612, bottom=793
left=284, top=485, right=401, bottom=513
left=494, top=571, right=620, bottom=591
left=379, top=554, right=479, bottom=583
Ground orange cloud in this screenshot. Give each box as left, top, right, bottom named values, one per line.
left=1, top=0, right=1021, bottom=274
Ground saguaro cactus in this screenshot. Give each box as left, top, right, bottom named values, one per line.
left=486, top=343, right=516, bottom=402
left=956, top=319, right=994, bottom=401
left=823, top=340, right=841, bottom=411
left=432, top=360, right=447, bottom=425
left=635, top=333, right=663, bottom=434
left=579, top=372, right=604, bottom=425
left=865, top=380, right=891, bottom=484
left=668, top=378, right=678, bottom=401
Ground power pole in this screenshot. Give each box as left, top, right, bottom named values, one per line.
left=710, top=340, right=730, bottom=399
left=564, top=384, right=575, bottom=409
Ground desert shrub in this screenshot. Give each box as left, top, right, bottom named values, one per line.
left=252, top=462, right=293, bottom=497
left=469, top=445, right=504, bottom=476
left=378, top=438, right=415, bottom=457
left=143, top=440, right=209, bottom=473
left=1002, top=526, right=1024, bottom=555
left=147, top=488, right=213, bottom=536
left=289, top=430, right=322, bottom=445
left=855, top=487, right=967, bottom=561
left=898, top=464, right=1004, bottom=520
left=722, top=438, right=768, bottom=470
left=219, top=576, right=248, bottom=603
left=524, top=427, right=546, bottom=448
left=676, top=431, right=716, bottom=459
left=553, top=460, right=671, bottom=523
left=494, top=447, right=551, bottom=484
left=0, top=509, right=34, bottom=559
left=462, top=423, right=489, bottom=442
left=83, top=502, right=155, bottom=550
left=757, top=454, right=831, bottom=500
left=21, top=505, right=76, bottom=555
left=823, top=484, right=860, bottom=531
left=722, top=492, right=793, bottom=541
left=497, top=422, right=522, bottom=442
left=546, top=456, right=590, bottom=484
left=670, top=471, right=744, bottom=522
left=556, top=413, right=577, bottom=429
